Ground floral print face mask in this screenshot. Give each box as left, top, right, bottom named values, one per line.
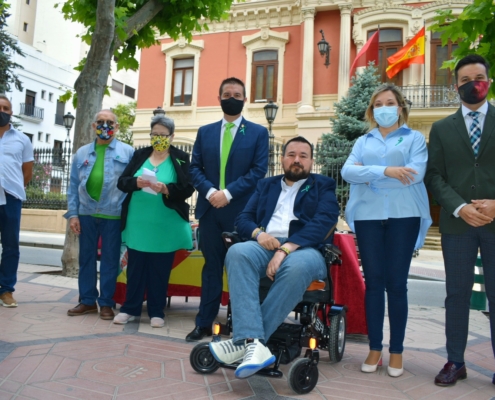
left=150, top=135, right=170, bottom=152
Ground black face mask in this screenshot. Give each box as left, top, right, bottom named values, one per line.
left=221, top=97, right=244, bottom=116
left=458, top=80, right=489, bottom=105
left=0, top=112, right=11, bottom=127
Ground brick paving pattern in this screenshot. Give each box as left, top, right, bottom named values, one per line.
left=0, top=265, right=493, bottom=399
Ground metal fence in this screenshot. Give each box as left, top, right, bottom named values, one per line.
left=24, top=141, right=353, bottom=217
left=398, top=85, right=461, bottom=108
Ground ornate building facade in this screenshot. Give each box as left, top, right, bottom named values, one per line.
left=133, top=0, right=471, bottom=146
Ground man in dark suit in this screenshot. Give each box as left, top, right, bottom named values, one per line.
left=208, top=136, right=339, bottom=378
left=188, top=77, right=269, bottom=341
left=425, top=54, right=495, bottom=386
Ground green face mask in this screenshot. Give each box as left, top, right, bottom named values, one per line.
left=150, top=135, right=170, bottom=152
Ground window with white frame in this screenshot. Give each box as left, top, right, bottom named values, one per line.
left=172, top=58, right=194, bottom=106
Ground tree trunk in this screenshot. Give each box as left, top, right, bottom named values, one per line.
left=61, top=0, right=115, bottom=276
left=61, top=224, right=79, bottom=277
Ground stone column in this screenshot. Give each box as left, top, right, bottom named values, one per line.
left=298, top=7, right=316, bottom=113
left=338, top=4, right=353, bottom=99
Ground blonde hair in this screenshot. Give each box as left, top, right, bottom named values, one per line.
left=364, top=84, right=409, bottom=130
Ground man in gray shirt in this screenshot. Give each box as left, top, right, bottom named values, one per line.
left=0, top=94, right=34, bottom=307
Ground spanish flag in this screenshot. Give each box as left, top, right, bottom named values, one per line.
left=386, top=27, right=425, bottom=79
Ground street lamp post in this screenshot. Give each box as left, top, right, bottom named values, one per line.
left=263, top=101, right=279, bottom=177
left=153, top=106, right=166, bottom=118
left=63, top=112, right=75, bottom=193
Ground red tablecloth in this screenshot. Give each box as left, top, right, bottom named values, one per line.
left=332, top=233, right=368, bottom=334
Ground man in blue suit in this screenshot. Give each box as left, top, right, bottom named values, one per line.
left=188, top=77, right=269, bottom=341
left=209, top=136, right=340, bottom=378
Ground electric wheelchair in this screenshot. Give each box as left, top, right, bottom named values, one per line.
left=189, top=232, right=348, bottom=395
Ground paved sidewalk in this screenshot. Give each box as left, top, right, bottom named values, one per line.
left=0, top=262, right=493, bottom=399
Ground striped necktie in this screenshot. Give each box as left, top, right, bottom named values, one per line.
left=467, top=111, right=482, bottom=157
left=220, top=122, right=235, bottom=189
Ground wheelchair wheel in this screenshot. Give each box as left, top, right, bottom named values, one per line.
left=328, top=310, right=347, bottom=362
left=288, top=358, right=319, bottom=394
left=189, top=342, right=219, bottom=374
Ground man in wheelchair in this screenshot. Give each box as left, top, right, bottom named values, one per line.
left=209, top=136, right=340, bottom=379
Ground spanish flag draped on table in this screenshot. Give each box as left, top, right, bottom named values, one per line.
left=386, top=27, right=425, bottom=79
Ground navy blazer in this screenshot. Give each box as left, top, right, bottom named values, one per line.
left=235, top=173, right=340, bottom=250
left=190, top=117, right=269, bottom=220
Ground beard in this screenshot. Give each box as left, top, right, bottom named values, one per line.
left=284, top=163, right=310, bottom=182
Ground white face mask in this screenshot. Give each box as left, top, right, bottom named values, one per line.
left=373, top=106, right=399, bottom=128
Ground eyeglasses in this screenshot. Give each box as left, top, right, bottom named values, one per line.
left=150, top=133, right=172, bottom=138
left=96, top=120, right=116, bottom=125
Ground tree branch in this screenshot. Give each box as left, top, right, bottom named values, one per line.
left=113, top=0, right=164, bottom=49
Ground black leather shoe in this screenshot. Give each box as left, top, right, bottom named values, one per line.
left=492, top=373, right=495, bottom=385
left=186, top=326, right=212, bottom=342
left=434, top=362, right=467, bottom=386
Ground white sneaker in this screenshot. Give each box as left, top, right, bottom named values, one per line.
left=235, top=339, right=275, bottom=379
left=209, top=339, right=245, bottom=364
left=150, top=317, right=165, bottom=328
left=113, top=313, right=135, bottom=325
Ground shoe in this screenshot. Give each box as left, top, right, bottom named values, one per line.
left=0, top=292, right=18, bottom=307
left=361, top=352, right=382, bottom=373
left=99, top=306, right=115, bottom=320
left=387, top=354, right=403, bottom=377
left=387, top=365, right=404, bottom=377
left=67, top=303, right=98, bottom=316
left=434, top=362, right=467, bottom=386
left=186, top=326, right=213, bottom=342
left=150, top=317, right=165, bottom=328
left=235, top=339, right=276, bottom=379
left=209, top=339, right=245, bottom=364
left=492, top=373, right=495, bottom=385
left=113, top=313, right=135, bottom=325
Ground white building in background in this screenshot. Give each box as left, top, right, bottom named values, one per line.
left=9, top=41, right=78, bottom=149
left=5, top=0, right=139, bottom=147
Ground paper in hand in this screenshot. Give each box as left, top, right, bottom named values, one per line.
left=141, top=168, right=158, bottom=195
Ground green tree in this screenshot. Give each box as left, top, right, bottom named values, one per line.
left=114, top=101, right=136, bottom=146
left=430, top=0, right=495, bottom=98
left=59, top=0, right=234, bottom=277
left=0, top=1, right=25, bottom=93
left=331, top=62, right=381, bottom=141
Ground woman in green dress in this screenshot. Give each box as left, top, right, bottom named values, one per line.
left=113, top=116, right=194, bottom=327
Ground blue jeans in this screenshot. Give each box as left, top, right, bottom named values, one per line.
left=120, top=248, right=175, bottom=319
left=78, top=215, right=121, bottom=307
left=226, top=239, right=327, bottom=345
left=355, top=217, right=420, bottom=354
left=0, top=194, right=22, bottom=295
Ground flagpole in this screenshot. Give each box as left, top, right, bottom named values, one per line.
left=423, top=20, right=426, bottom=108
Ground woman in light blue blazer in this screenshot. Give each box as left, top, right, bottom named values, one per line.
left=342, top=84, right=431, bottom=378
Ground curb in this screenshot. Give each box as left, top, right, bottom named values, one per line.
left=19, top=242, right=64, bottom=250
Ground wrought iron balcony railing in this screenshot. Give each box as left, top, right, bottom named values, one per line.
left=19, top=103, right=44, bottom=120
left=398, top=85, right=461, bottom=108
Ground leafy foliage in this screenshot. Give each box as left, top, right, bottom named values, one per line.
left=330, top=62, right=381, bottom=141
left=58, top=0, right=234, bottom=72
left=114, top=101, right=136, bottom=145
left=0, top=1, right=25, bottom=93
left=430, top=0, right=495, bottom=98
